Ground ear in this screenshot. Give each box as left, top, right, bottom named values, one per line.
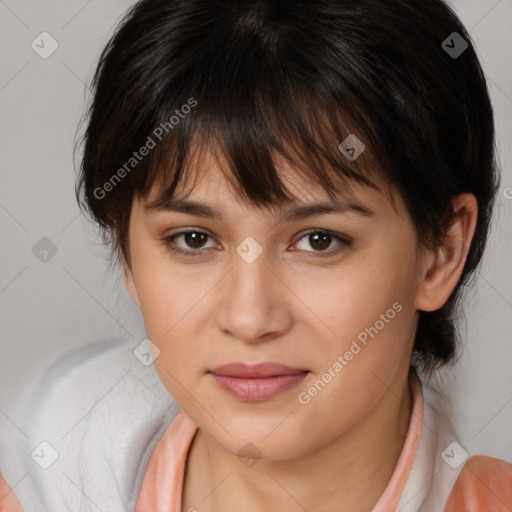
left=415, top=193, right=478, bottom=312
left=124, top=264, right=141, bottom=308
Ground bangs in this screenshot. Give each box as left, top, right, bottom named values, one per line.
left=136, top=79, right=382, bottom=211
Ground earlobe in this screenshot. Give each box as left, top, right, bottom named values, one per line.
left=124, top=265, right=141, bottom=308
left=415, top=194, right=478, bottom=312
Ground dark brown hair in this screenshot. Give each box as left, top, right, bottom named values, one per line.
left=76, top=0, right=499, bottom=374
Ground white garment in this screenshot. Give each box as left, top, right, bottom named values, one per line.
left=0, top=337, right=179, bottom=512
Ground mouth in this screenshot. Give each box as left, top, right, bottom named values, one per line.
left=209, top=362, right=310, bottom=402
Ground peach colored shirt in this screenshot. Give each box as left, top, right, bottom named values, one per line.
left=2, top=372, right=511, bottom=511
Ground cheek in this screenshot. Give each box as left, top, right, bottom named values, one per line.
left=290, top=249, right=413, bottom=346
left=139, top=282, right=208, bottom=404
left=134, top=251, right=213, bottom=337
left=290, top=239, right=417, bottom=388
left=133, top=261, right=218, bottom=390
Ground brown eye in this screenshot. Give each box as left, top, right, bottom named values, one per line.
left=293, top=230, right=352, bottom=258
left=182, top=231, right=209, bottom=249
left=308, top=232, right=332, bottom=251
left=162, top=230, right=217, bottom=256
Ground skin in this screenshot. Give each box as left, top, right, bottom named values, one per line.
left=124, top=149, right=478, bottom=512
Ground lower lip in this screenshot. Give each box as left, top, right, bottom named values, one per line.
left=210, top=372, right=309, bottom=401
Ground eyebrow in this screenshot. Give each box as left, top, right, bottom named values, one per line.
left=144, top=197, right=376, bottom=220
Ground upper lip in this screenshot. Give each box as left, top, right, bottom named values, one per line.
left=210, top=362, right=308, bottom=378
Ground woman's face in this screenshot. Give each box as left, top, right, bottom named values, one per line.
left=125, top=151, right=427, bottom=461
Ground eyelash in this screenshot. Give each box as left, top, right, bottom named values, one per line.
left=160, top=229, right=352, bottom=259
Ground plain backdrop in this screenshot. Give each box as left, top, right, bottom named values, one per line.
left=1, top=0, right=511, bottom=463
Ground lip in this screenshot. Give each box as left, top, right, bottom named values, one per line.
left=209, top=362, right=309, bottom=401
left=210, top=362, right=308, bottom=378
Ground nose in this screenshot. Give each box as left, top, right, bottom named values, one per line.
left=215, top=253, right=294, bottom=344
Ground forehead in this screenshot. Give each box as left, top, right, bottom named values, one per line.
left=141, top=147, right=396, bottom=221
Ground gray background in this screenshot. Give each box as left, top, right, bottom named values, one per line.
left=1, top=0, right=511, bottom=462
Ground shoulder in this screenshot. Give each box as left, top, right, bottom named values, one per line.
left=1, top=337, right=180, bottom=511
left=444, top=455, right=512, bottom=512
